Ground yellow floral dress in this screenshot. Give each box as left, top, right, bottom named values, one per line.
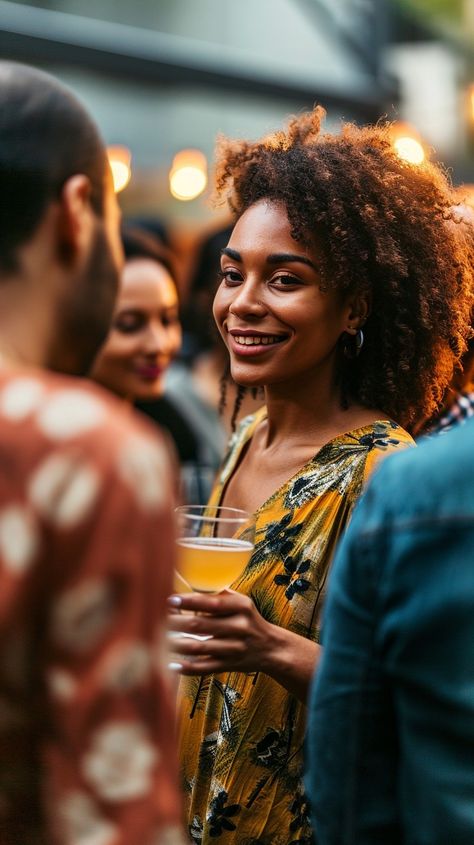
left=178, top=409, right=413, bottom=845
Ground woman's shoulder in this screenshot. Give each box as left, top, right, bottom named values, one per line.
left=345, top=419, right=414, bottom=450
left=227, top=406, right=267, bottom=454
left=301, top=418, right=414, bottom=501
left=347, top=419, right=414, bottom=486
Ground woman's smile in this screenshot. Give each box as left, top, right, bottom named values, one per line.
left=134, top=362, right=167, bottom=380
left=227, top=327, right=290, bottom=356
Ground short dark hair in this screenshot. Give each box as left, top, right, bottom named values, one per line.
left=121, top=226, right=177, bottom=284
left=214, top=106, right=474, bottom=430
left=183, top=224, right=233, bottom=355
left=0, top=61, right=107, bottom=273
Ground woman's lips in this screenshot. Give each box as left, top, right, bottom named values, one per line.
left=135, top=364, right=165, bottom=379
left=227, top=331, right=289, bottom=357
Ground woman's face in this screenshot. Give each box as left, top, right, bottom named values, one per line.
left=91, top=257, right=181, bottom=401
left=213, top=200, right=354, bottom=390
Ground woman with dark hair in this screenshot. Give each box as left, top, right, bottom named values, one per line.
left=168, top=107, right=474, bottom=844
left=92, top=226, right=182, bottom=402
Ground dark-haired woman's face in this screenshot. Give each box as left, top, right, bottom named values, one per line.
left=213, top=200, right=353, bottom=391
left=91, top=257, right=181, bottom=401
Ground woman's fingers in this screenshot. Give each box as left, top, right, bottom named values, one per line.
left=168, top=658, right=227, bottom=676
left=167, top=612, right=248, bottom=638
left=167, top=589, right=252, bottom=616
left=169, top=635, right=247, bottom=659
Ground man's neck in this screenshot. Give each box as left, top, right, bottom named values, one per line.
left=0, top=275, right=55, bottom=369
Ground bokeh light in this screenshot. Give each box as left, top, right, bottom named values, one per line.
left=107, top=146, right=132, bottom=193
left=169, top=149, right=208, bottom=201
left=394, top=136, right=426, bottom=165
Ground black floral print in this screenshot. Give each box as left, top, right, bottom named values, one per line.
left=251, top=512, right=303, bottom=570
left=289, top=791, right=312, bottom=835
left=208, top=791, right=241, bottom=837
left=357, top=421, right=401, bottom=451
left=274, top=556, right=312, bottom=601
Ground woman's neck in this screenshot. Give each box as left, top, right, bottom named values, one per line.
left=261, top=366, right=379, bottom=450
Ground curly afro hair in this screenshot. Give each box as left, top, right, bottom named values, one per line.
left=214, top=106, right=474, bottom=431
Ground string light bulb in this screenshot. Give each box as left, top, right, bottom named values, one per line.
left=107, top=145, right=132, bottom=193
left=394, top=136, right=425, bottom=165
left=169, top=149, right=207, bottom=201
left=391, top=123, right=426, bottom=166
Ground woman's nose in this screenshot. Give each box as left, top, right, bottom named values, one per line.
left=142, top=323, right=166, bottom=355
left=229, top=280, right=267, bottom=318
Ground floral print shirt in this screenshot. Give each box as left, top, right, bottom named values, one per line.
left=178, top=409, right=413, bottom=845
left=0, top=367, right=184, bottom=845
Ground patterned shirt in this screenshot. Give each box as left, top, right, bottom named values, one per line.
left=178, top=409, right=414, bottom=845
left=0, top=366, right=184, bottom=845
left=425, top=385, right=474, bottom=437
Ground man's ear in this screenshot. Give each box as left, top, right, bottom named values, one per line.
left=56, top=174, right=95, bottom=265
left=344, top=291, right=371, bottom=334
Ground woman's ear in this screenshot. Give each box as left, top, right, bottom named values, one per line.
left=344, top=291, right=371, bottom=334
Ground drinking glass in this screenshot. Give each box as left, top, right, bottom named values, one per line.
left=175, top=505, right=255, bottom=593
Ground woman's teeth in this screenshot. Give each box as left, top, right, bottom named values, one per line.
left=234, top=335, right=283, bottom=346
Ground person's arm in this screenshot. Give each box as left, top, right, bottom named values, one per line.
left=168, top=589, right=321, bottom=703
left=42, top=429, right=185, bottom=845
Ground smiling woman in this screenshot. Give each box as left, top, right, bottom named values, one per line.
left=91, top=227, right=182, bottom=402
left=169, top=106, right=474, bottom=845
left=215, top=204, right=360, bottom=400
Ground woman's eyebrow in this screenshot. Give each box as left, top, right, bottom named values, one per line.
left=267, top=253, right=318, bottom=270
left=221, top=247, right=242, bottom=261
left=221, top=248, right=317, bottom=271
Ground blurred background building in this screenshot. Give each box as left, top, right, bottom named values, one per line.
left=1, top=0, right=474, bottom=266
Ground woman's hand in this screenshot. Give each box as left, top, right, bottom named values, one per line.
left=167, top=589, right=321, bottom=703
left=167, top=589, right=276, bottom=676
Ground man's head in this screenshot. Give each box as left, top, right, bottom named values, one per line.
left=0, top=62, right=123, bottom=374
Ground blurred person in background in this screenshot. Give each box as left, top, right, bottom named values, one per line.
left=91, top=226, right=182, bottom=405
left=0, top=61, right=183, bottom=845
left=167, top=106, right=474, bottom=845
left=92, top=226, right=222, bottom=501
left=306, top=417, right=474, bottom=845
left=127, top=215, right=172, bottom=249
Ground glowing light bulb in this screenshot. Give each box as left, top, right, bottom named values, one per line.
left=394, top=136, right=425, bottom=165
left=107, top=146, right=132, bottom=193
left=169, top=149, right=207, bottom=201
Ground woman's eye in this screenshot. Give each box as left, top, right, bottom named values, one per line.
left=219, top=269, right=243, bottom=286
left=162, top=315, right=179, bottom=328
left=114, top=314, right=143, bottom=333
left=271, top=274, right=301, bottom=287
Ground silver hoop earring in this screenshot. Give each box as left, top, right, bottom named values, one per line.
left=343, top=328, right=364, bottom=359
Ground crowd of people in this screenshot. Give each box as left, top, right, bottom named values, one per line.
left=0, top=60, right=473, bottom=845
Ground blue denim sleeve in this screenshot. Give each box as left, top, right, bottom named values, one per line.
left=305, top=472, right=402, bottom=845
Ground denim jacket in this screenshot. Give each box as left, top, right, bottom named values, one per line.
left=306, top=418, right=474, bottom=845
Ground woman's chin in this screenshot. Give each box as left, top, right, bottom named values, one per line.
left=230, top=365, right=267, bottom=390
left=133, top=380, right=166, bottom=402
